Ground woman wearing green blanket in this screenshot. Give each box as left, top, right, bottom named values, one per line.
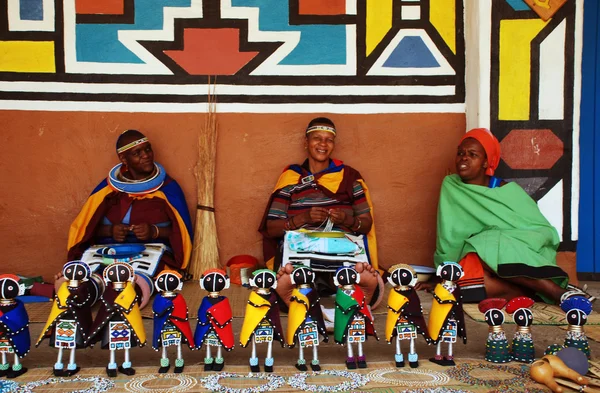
left=433, top=128, right=570, bottom=304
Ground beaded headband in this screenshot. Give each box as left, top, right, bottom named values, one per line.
left=117, top=137, right=149, bottom=154
left=306, top=125, right=336, bottom=135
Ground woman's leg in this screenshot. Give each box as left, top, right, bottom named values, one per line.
left=481, top=264, right=566, bottom=303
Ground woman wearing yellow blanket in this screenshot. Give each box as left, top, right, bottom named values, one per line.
left=259, top=117, right=384, bottom=310
left=431, top=128, right=571, bottom=304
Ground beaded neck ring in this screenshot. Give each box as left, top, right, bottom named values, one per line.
left=14, top=376, right=114, bottom=393
left=446, top=363, right=531, bottom=388
left=201, top=372, right=285, bottom=393
left=124, top=374, right=198, bottom=393
left=367, top=368, right=450, bottom=387
left=288, top=370, right=370, bottom=392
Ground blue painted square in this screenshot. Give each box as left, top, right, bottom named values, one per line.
left=383, top=36, right=440, bottom=68
left=506, top=0, right=532, bottom=11
left=20, top=0, right=44, bottom=21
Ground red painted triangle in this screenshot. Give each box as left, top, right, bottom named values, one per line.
left=165, top=28, right=259, bottom=75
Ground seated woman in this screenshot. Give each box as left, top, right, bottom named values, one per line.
left=64, top=130, right=193, bottom=303
left=259, top=117, right=384, bottom=310
left=431, top=128, right=572, bottom=304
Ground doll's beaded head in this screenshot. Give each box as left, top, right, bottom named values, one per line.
left=155, top=270, right=183, bottom=294
left=249, top=269, right=277, bottom=290
left=103, top=262, right=135, bottom=284
left=0, top=274, right=23, bottom=300
left=334, top=266, right=359, bottom=287
left=290, top=266, right=315, bottom=286
left=63, top=260, right=91, bottom=283
left=436, top=262, right=463, bottom=283
left=200, top=269, right=230, bottom=293
left=387, top=264, right=417, bottom=288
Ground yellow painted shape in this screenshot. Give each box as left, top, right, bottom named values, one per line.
left=0, top=41, right=55, bottom=73
left=430, top=0, right=456, bottom=54
left=366, top=0, right=393, bottom=56
left=499, top=19, right=548, bottom=120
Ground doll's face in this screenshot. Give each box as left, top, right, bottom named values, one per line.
left=156, top=273, right=181, bottom=292
left=567, top=309, right=588, bottom=326
left=252, top=271, right=277, bottom=289
left=291, top=267, right=314, bottom=285
left=439, top=264, right=463, bottom=282
left=484, top=308, right=505, bottom=326
left=105, top=264, right=132, bottom=283
left=201, top=272, right=227, bottom=292
left=513, top=308, right=533, bottom=327
left=335, top=267, right=358, bottom=286
left=63, top=262, right=90, bottom=282
left=0, top=278, right=19, bottom=300
left=389, top=268, right=415, bottom=287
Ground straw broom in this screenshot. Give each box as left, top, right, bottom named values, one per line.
left=189, top=77, right=220, bottom=279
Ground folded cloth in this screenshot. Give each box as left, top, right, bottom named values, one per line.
left=285, top=231, right=361, bottom=255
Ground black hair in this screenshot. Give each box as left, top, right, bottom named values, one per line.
left=116, top=129, right=146, bottom=150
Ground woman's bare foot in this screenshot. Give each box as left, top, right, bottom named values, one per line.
left=355, top=262, right=383, bottom=309
left=275, top=264, right=295, bottom=308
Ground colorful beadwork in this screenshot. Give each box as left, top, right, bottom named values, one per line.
left=288, top=370, right=369, bottom=392
left=446, top=363, right=530, bottom=389
left=367, top=368, right=450, bottom=387
left=201, top=372, right=285, bottom=393
left=124, top=374, right=198, bottom=393
left=14, top=376, right=114, bottom=393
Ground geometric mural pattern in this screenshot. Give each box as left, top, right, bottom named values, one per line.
left=0, top=0, right=465, bottom=105
left=491, top=0, right=576, bottom=247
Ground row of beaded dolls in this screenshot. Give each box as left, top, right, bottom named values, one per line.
left=0, top=260, right=591, bottom=379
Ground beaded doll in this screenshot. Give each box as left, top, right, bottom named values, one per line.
left=385, top=264, right=429, bottom=368
left=86, top=262, right=146, bottom=377
left=286, top=266, right=328, bottom=371
left=561, top=295, right=593, bottom=358
left=194, top=269, right=234, bottom=371
left=333, top=266, right=378, bottom=369
left=0, top=274, right=29, bottom=378
left=506, top=296, right=535, bottom=363
left=478, top=298, right=511, bottom=363
left=152, top=270, right=194, bottom=373
left=240, top=269, right=284, bottom=372
left=427, top=262, right=467, bottom=366
left=37, top=261, right=94, bottom=376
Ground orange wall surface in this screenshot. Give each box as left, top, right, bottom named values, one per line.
left=0, top=111, right=466, bottom=281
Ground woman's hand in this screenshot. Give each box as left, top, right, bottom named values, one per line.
left=328, top=209, right=348, bottom=225
left=112, top=224, right=130, bottom=242
left=305, top=207, right=329, bottom=224
left=131, top=223, right=152, bottom=241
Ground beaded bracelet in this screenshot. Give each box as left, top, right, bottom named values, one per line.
left=151, top=224, right=159, bottom=239
left=367, top=368, right=450, bottom=387
left=288, top=370, right=369, bottom=392
left=201, top=372, right=285, bottom=393
left=352, top=217, right=362, bottom=232
left=446, top=363, right=530, bottom=389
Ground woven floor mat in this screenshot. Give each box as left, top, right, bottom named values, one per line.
left=6, top=359, right=548, bottom=393
left=464, top=302, right=600, bottom=325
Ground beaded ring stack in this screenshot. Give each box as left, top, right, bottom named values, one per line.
left=367, top=368, right=450, bottom=387
left=14, top=376, right=114, bottom=393
left=288, top=370, right=369, bottom=392
left=201, top=372, right=285, bottom=393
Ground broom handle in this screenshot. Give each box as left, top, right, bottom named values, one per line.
left=556, top=377, right=600, bottom=393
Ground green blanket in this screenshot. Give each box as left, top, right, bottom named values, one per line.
left=435, top=175, right=568, bottom=289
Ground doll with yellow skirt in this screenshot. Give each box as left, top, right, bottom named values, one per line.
left=286, top=265, right=328, bottom=371
left=37, top=261, right=94, bottom=377
left=240, top=269, right=284, bottom=372
left=427, top=262, right=467, bottom=366
left=385, top=264, right=429, bottom=368
left=86, top=262, right=146, bottom=377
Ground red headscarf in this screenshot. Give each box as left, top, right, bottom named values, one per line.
left=459, top=128, right=501, bottom=176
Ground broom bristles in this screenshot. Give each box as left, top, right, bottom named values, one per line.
left=189, top=77, right=220, bottom=279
